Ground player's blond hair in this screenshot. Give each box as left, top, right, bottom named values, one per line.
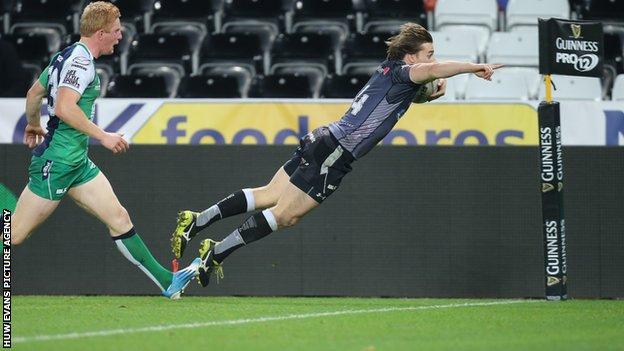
left=79, top=1, right=121, bottom=37
left=385, top=23, right=433, bottom=60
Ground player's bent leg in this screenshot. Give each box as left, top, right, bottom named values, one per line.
left=171, top=167, right=289, bottom=259
left=251, top=166, right=291, bottom=209
left=68, top=172, right=197, bottom=297
left=10, top=186, right=60, bottom=245
left=270, top=180, right=320, bottom=229
left=196, top=181, right=318, bottom=287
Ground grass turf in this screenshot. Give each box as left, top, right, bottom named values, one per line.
left=10, top=296, right=624, bottom=351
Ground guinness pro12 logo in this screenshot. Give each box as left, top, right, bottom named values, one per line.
left=554, top=23, right=600, bottom=73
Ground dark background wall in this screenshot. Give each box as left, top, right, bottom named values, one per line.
left=1, top=145, right=622, bottom=298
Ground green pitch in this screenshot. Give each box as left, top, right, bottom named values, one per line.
left=11, top=296, right=624, bottom=351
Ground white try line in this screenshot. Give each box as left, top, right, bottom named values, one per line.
left=14, top=299, right=541, bottom=344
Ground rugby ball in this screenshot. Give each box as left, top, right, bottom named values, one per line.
left=412, top=79, right=439, bottom=103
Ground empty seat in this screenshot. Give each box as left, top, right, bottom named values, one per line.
left=151, top=0, right=221, bottom=32
left=96, top=67, right=111, bottom=97
left=199, top=32, right=265, bottom=74
left=431, top=30, right=479, bottom=62
left=435, top=0, right=498, bottom=32
left=341, top=32, right=390, bottom=74
left=291, top=0, right=356, bottom=34
left=464, top=68, right=530, bottom=100
left=579, top=0, right=624, bottom=23
left=445, top=74, right=469, bottom=100
left=249, top=73, right=315, bottom=98
left=126, top=63, right=183, bottom=97
left=538, top=75, right=602, bottom=101
left=604, top=31, right=624, bottom=74
left=222, top=0, right=285, bottom=37
left=270, top=32, right=337, bottom=75
left=321, top=74, right=369, bottom=98
left=177, top=74, right=243, bottom=98
left=4, top=32, right=54, bottom=66
left=612, top=74, right=624, bottom=101
left=506, top=0, right=569, bottom=31
left=107, top=75, right=169, bottom=98
left=151, top=22, right=206, bottom=73
left=438, top=25, right=490, bottom=58
left=486, top=30, right=538, bottom=67
left=362, top=0, right=427, bottom=33
left=11, top=24, right=62, bottom=58
left=270, top=63, right=325, bottom=97
left=128, top=33, right=193, bottom=73
left=11, top=0, right=81, bottom=34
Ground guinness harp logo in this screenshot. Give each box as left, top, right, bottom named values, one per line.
left=547, top=276, right=561, bottom=286
left=542, top=183, right=555, bottom=193
left=571, top=24, right=582, bottom=39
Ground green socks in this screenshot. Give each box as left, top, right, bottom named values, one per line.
left=113, top=228, right=172, bottom=291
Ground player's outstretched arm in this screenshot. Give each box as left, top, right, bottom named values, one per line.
left=409, top=62, right=504, bottom=84
left=56, top=87, right=129, bottom=154
left=23, top=80, right=48, bottom=148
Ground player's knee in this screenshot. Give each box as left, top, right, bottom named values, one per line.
left=111, top=206, right=132, bottom=233
left=274, top=211, right=300, bottom=228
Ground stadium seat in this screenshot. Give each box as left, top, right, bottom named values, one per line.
left=177, top=74, right=243, bottom=98
left=438, top=25, right=490, bottom=59
left=604, top=31, right=624, bottom=74
left=270, top=63, right=325, bottom=98
left=106, top=74, right=170, bottom=98
left=362, top=0, right=427, bottom=33
left=464, top=68, right=530, bottom=100
left=509, top=66, right=541, bottom=99
left=248, top=73, right=316, bottom=98
left=341, top=32, right=390, bottom=75
left=11, top=24, right=62, bottom=58
left=96, top=67, right=111, bottom=97
left=321, top=74, right=369, bottom=99
left=444, top=74, right=469, bottom=100
left=126, top=63, right=183, bottom=97
left=199, top=32, right=265, bottom=75
left=486, top=30, right=539, bottom=67
left=291, top=0, right=356, bottom=35
left=578, top=0, right=624, bottom=23
left=1, top=0, right=13, bottom=34
left=151, top=22, right=206, bottom=73
left=431, top=30, right=479, bottom=62
left=11, top=0, right=81, bottom=34
left=151, top=0, right=221, bottom=33
left=612, top=74, right=624, bottom=101
left=270, top=32, right=338, bottom=75
left=128, top=33, right=193, bottom=73
left=505, top=0, right=569, bottom=31
left=222, top=0, right=285, bottom=38
left=434, top=0, right=498, bottom=32
left=199, top=64, right=255, bottom=90
left=538, top=75, right=603, bottom=101
left=3, top=31, right=55, bottom=67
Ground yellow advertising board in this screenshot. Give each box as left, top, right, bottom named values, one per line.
left=132, top=102, right=538, bottom=145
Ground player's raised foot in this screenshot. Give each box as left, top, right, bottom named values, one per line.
left=171, top=210, right=200, bottom=259
left=198, top=239, right=224, bottom=287
left=162, top=257, right=201, bottom=299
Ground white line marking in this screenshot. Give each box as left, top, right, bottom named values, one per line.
left=14, top=299, right=540, bottom=344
